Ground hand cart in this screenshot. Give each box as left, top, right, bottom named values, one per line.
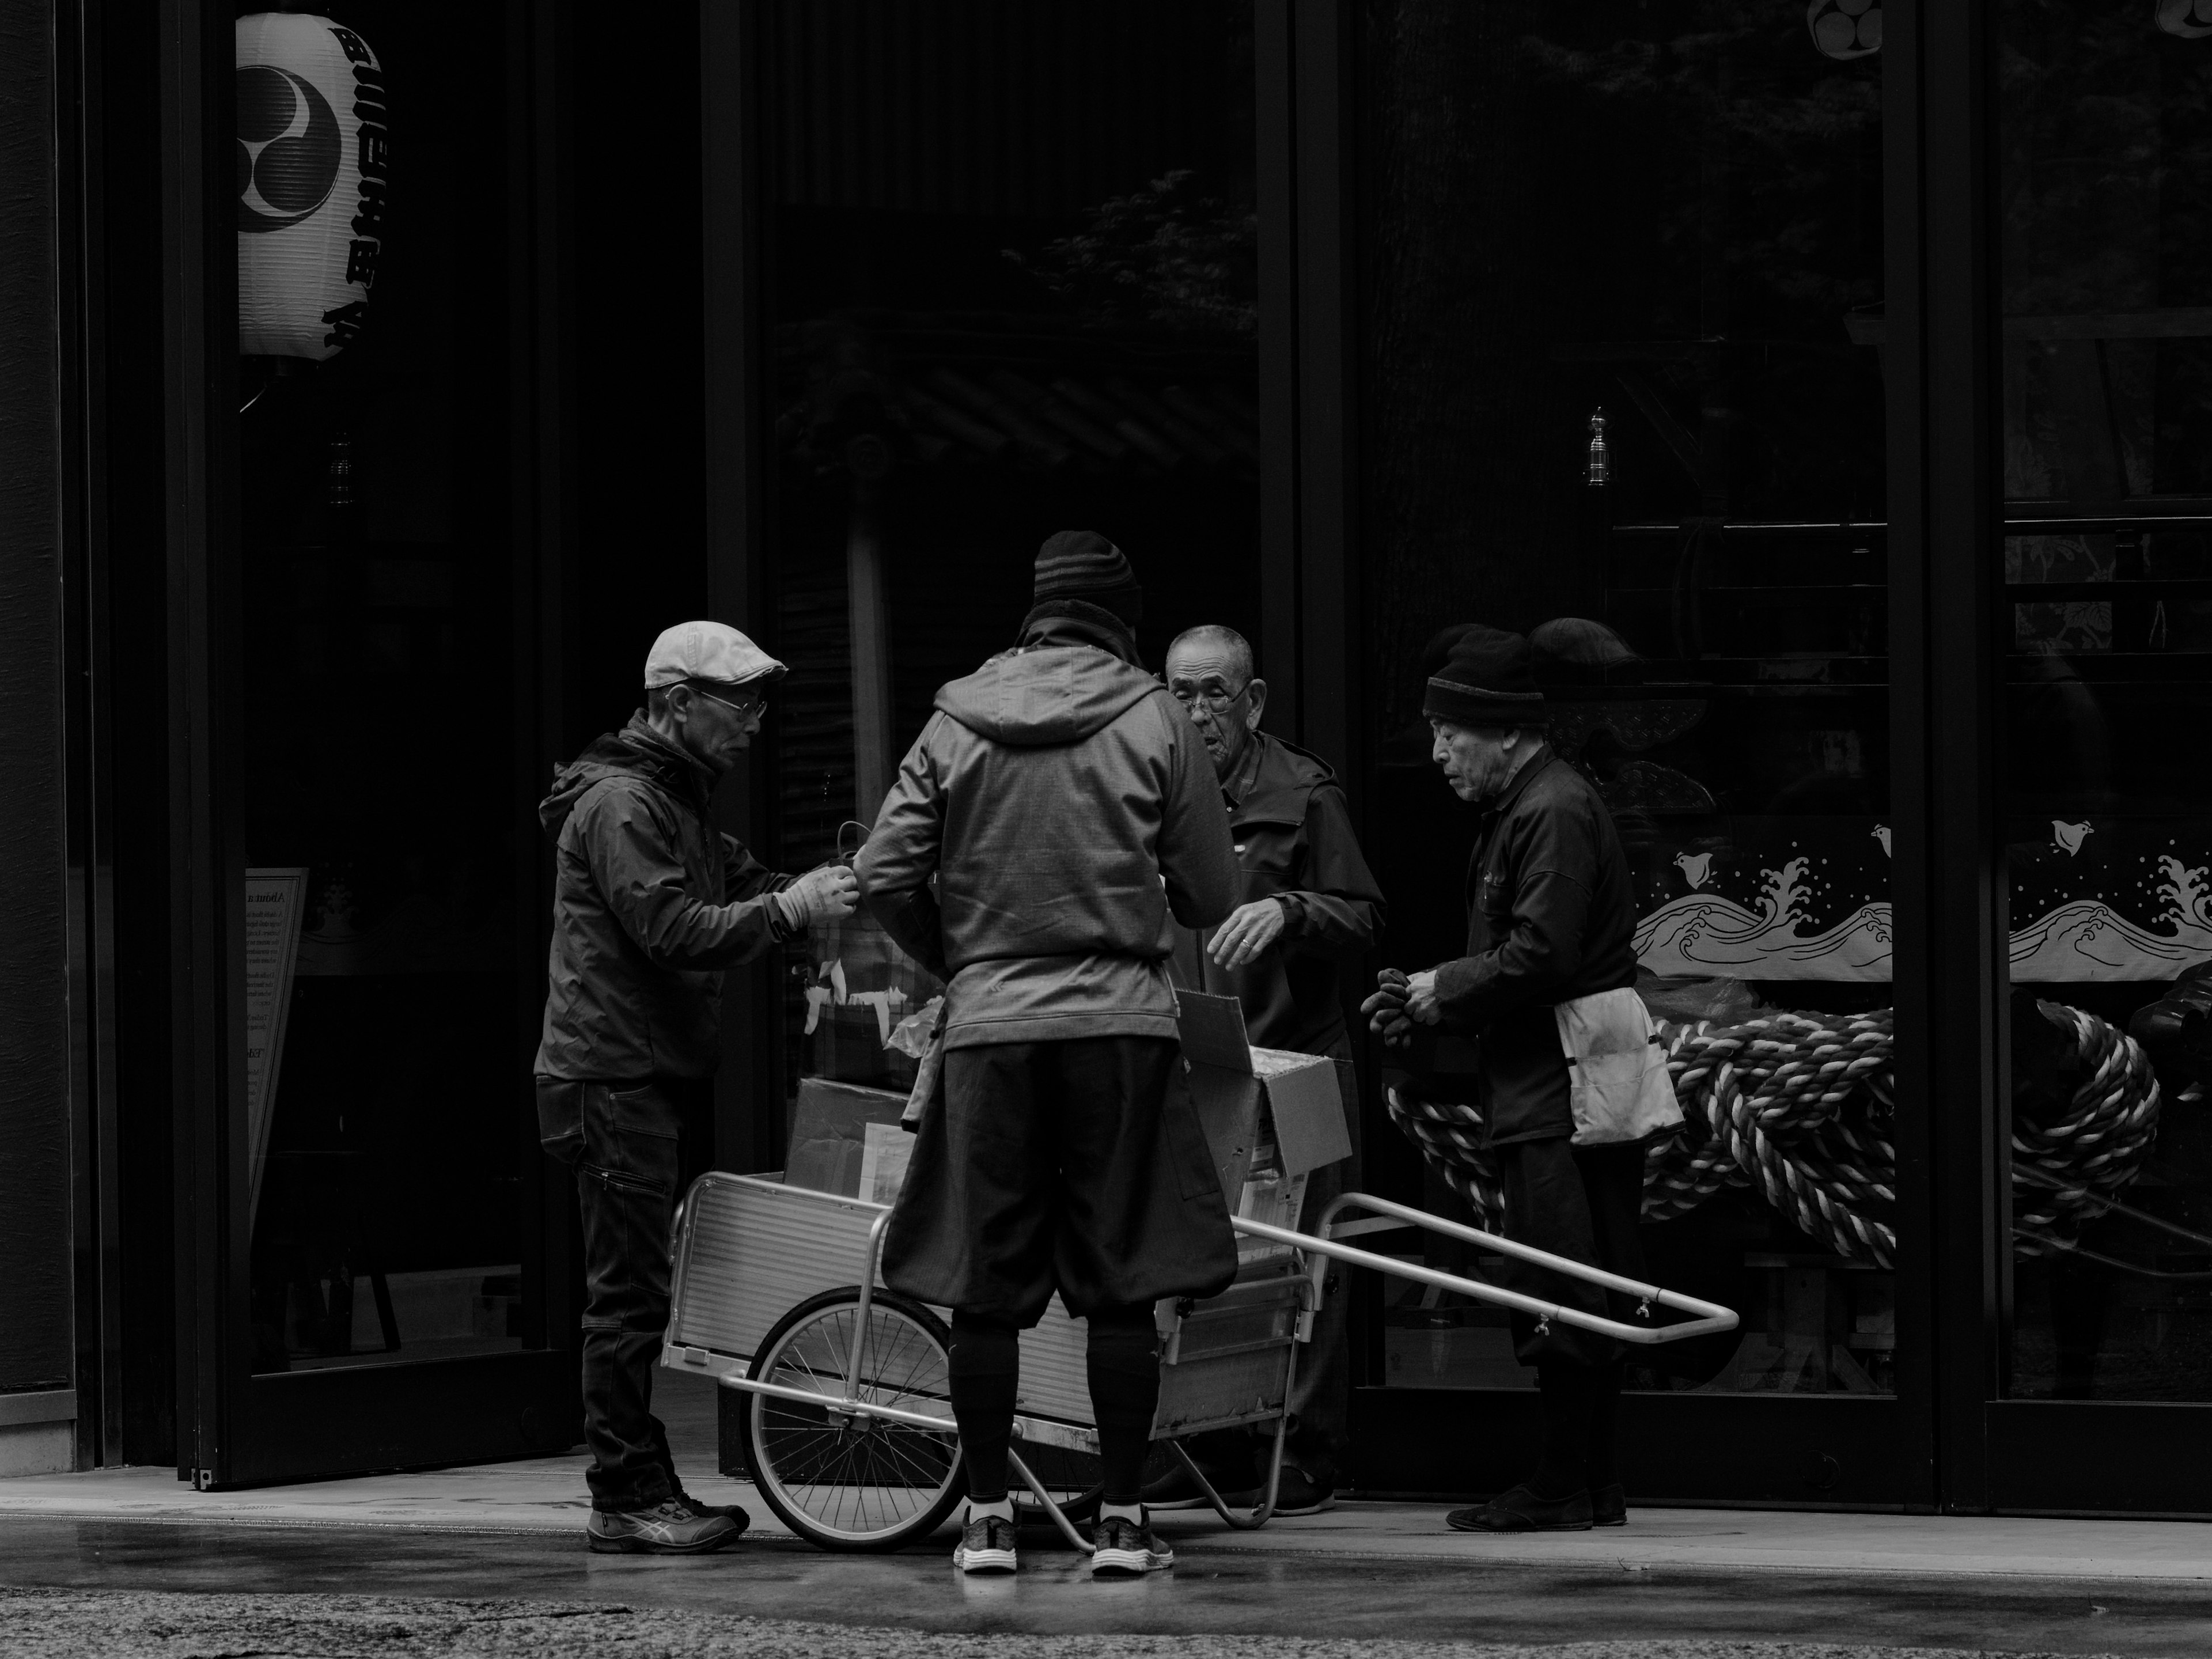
left=660, top=1145, right=1737, bottom=1556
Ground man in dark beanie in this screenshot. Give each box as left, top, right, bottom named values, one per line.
left=857, top=531, right=1242, bottom=1577
left=1362, top=624, right=1652, bottom=1533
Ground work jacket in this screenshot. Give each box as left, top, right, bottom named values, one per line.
left=534, top=714, right=795, bottom=1081
left=1170, top=730, right=1385, bottom=1059
left=1431, top=751, right=1637, bottom=1145
left=858, top=619, right=1241, bottom=1049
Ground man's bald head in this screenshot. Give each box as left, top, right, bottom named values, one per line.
left=1166, top=625, right=1266, bottom=780
left=1168, top=624, right=1255, bottom=686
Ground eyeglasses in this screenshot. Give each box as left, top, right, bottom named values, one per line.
left=1169, top=680, right=1249, bottom=715
left=691, top=685, right=766, bottom=722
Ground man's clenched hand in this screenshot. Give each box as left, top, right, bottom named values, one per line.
left=777, top=864, right=860, bottom=929
left=1208, top=897, right=1288, bottom=969
left=1362, top=968, right=1412, bottom=1049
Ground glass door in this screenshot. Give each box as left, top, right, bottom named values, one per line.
left=179, top=0, right=574, bottom=1486
left=1986, top=0, right=2212, bottom=1512
left=1350, top=0, right=1923, bottom=1503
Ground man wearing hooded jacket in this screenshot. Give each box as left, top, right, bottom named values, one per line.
left=535, top=621, right=858, bottom=1555
left=858, top=532, right=1243, bottom=1578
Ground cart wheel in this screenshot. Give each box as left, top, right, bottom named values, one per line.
left=743, top=1287, right=964, bottom=1552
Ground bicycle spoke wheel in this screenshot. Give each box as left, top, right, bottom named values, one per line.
left=744, top=1288, right=963, bottom=1551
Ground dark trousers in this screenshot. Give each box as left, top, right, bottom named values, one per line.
left=1494, top=1136, right=1647, bottom=1369
left=563, top=1074, right=713, bottom=1513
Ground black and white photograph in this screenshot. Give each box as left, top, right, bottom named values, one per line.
left=1, top=3, right=2210, bottom=1657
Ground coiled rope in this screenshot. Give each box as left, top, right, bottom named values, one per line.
left=1385, top=999, right=2160, bottom=1268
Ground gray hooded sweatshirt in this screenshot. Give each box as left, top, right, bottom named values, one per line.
left=858, top=627, right=1241, bottom=1049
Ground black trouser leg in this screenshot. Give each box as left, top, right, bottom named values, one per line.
left=1586, top=1359, right=1625, bottom=1490
left=1086, top=1303, right=1162, bottom=1504
left=1528, top=1362, right=1593, bottom=1498
left=575, top=1078, right=687, bottom=1514
left=949, top=1312, right=1021, bottom=1502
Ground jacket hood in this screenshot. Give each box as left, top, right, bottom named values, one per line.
left=1233, top=731, right=1339, bottom=826
left=539, top=714, right=710, bottom=836
left=935, top=643, right=1165, bottom=747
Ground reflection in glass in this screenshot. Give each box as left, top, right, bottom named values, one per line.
left=237, top=5, right=524, bottom=1374
left=760, top=2, right=1262, bottom=1146
left=1998, top=3, right=2212, bottom=1401
left=1359, top=3, right=1893, bottom=1395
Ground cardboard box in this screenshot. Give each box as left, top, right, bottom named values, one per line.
left=784, top=1077, right=911, bottom=1198
left=1175, top=990, right=1354, bottom=1260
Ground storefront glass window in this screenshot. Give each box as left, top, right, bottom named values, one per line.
left=759, top=2, right=1260, bottom=1186
left=1998, top=3, right=2212, bottom=1401
left=234, top=5, right=526, bottom=1374
left=1359, top=3, right=1896, bottom=1395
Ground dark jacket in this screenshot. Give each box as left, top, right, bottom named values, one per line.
left=857, top=621, right=1241, bottom=1050
left=534, top=714, right=795, bottom=1081
left=1431, top=751, right=1637, bottom=1144
left=1170, top=731, right=1385, bottom=1059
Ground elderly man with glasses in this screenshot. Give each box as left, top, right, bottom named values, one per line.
left=534, top=621, right=858, bottom=1555
left=1153, top=624, right=1386, bottom=1516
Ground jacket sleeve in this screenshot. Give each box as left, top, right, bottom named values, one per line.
left=1430, top=869, right=1593, bottom=1027
left=581, top=785, right=786, bottom=969
left=1282, top=782, right=1385, bottom=955
left=1156, top=697, right=1241, bottom=930
left=855, top=718, right=950, bottom=979
left=719, top=834, right=796, bottom=904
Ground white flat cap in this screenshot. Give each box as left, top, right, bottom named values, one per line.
left=642, top=620, right=787, bottom=690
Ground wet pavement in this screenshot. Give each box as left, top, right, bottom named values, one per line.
left=4, top=1377, right=2208, bottom=1656
left=1, top=1511, right=2208, bottom=1656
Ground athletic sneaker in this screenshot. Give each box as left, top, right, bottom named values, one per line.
left=585, top=1498, right=745, bottom=1554
left=1091, top=1511, right=1175, bottom=1575
left=1592, top=1482, right=1627, bottom=1527
left=953, top=1512, right=1019, bottom=1574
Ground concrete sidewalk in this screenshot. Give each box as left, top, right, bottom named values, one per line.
left=5, top=1451, right=2211, bottom=1584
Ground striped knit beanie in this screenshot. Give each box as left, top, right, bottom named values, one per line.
left=1032, top=530, right=1142, bottom=627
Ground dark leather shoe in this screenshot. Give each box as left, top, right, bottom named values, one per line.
left=1445, top=1484, right=1593, bottom=1532
left=1590, top=1482, right=1626, bottom=1527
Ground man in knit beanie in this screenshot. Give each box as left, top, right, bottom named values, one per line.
left=858, top=531, right=1241, bottom=1577
left=1361, top=624, right=1650, bottom=1535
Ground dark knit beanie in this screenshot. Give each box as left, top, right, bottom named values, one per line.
left=1032, top=529, right=1142, bottom=627
left=1422, top=625, right=1548, bottom=728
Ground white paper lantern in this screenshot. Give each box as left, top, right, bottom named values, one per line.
left=2158, top=0, right=2212, bottom=40
left=1806, top=0, right=1881, bottom=61
left=236, top=13, right=385, bottom=361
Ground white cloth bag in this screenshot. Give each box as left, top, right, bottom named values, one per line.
left=1553, top=986, right=1682, bottom=1146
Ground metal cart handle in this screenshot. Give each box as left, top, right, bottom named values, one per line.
left=1232, top=1191, right=1738, bottom=1345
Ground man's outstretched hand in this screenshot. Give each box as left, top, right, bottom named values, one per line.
left=778, top=864, right=861, bottom=929
left=1208, top=897, right=1288, bottom=969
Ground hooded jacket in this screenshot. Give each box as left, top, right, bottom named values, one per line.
left=534, top=713, right=794, bottom=1081
left=857, top=622, right=1241, bottom=1049
left=1169, top=730, right=1385, bottom=1059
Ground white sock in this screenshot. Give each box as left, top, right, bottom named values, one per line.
left=968, top=1497, right=1014, bottom=1524
left=1099, top=1501, right=1144, bottom=1526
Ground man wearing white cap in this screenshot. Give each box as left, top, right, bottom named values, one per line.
left=535, top=622, right=857, bottom=1554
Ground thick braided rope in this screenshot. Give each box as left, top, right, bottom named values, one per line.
left=1387, top=1001, right=2156, bottom=1269
left=2012, top=999, right=2162, bottom=1257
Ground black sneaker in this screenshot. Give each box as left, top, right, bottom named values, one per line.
left=1269, top=1465, right=1336, bottom=1517
left=586, top=1499, right=745, bottom=1554
left=1444, top=1484, right=1594, bottom=1533
left=1091, top=1510, right=1175, bottom=1575
left=1138, top=1464, right=1216, bottom=1511
left=1591, top=1482, right=1627, bottom=1527
left=952, top=1512, right=1018, bottom=1574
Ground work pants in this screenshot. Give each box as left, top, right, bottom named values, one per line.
left=560, top=1074, right=713, bottom=1514
left=1494, top=1135, right=1648, bottom=1368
